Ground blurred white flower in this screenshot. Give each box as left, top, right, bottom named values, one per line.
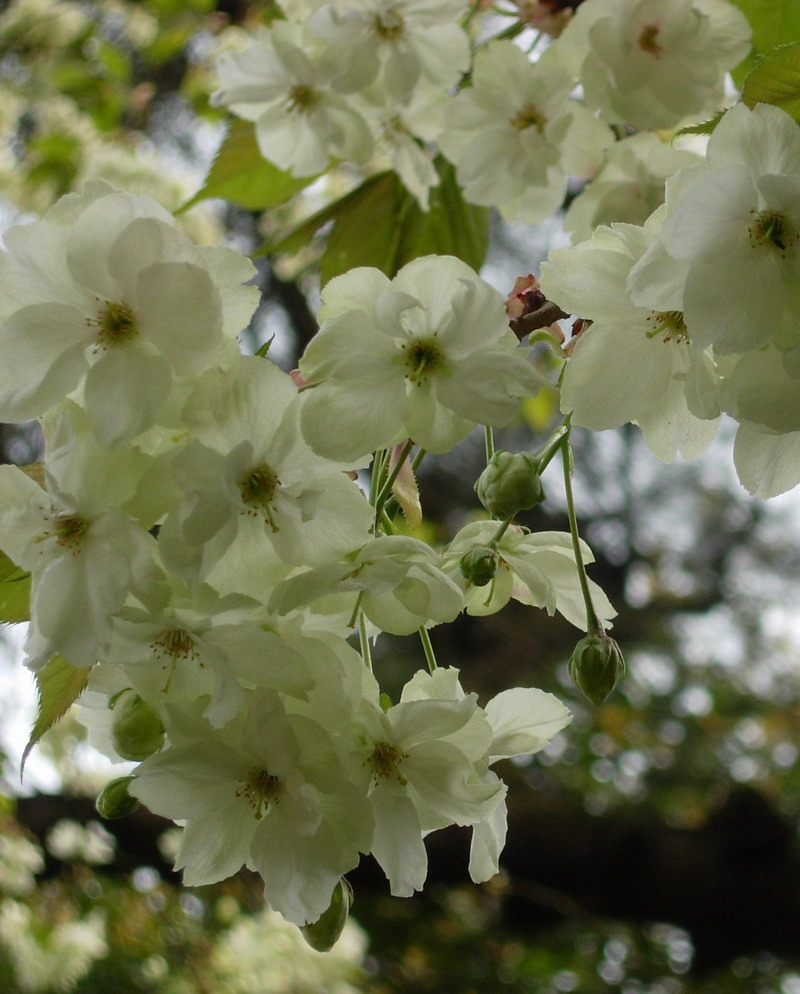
left=557, top=0, right=751, bottom=130
left=212, top=24, right=373, bottom=176
left=439, top=41, right=612, bottom=223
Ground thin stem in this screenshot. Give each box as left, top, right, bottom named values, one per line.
left=374, top=439, right=414, bottom=523
left=489, top=515, right=514, bottom=548
left=535, top=424, right=569, bottom=475
left=486, top=19, right=527, bottom=44
left=526, top=30, right=543, bottom=54
left=358, top=610, right=373, bottom=672
left=348, top=589, right=365, bottom=630
left=411, top=447, right=427, bottom=473
left=369, top=449, right=389, bottom=505
left=484, top=426, right=495, bottom=463
left=418, top=626, right=438, bottom=673
left=560, top=434, right=601, bottom=634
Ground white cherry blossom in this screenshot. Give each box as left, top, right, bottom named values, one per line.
left=131, top=690, right=373, bottom=926
left=556, top=0, right=751, bottom=130
left=443, top=521, right=616, bottom=629
left=438, top=41, right=612, bottom=224
left=306, top=0, right=471, bottom=103
left=299, top=255, right=542, bottom=461
left=212, top=24, right=373, bottom=177
left=541, top=222, right=721, bottom=461
left=0, top=182, right=252, bottom=445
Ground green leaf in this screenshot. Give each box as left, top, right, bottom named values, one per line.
left=394, top=158, right=490, bottom=273
left=180, top=119, right=319, bottom=212
left=728, top=0, right=800, bottom=86
left=263, top=173, right=387, bottom=258
left=320, top=171, right=410, bottom=283
left=0, top=551, right=30, bottom=624
left=23, top=656, right=92, bottom=772
left=145, top=25, right=194, bottom=65
left=742, top=42, right=800, bottom=123
left=266, top=158, right=489, bottom=284
left=94, top=40, right=131, bottom=83
left=0, top=465, right=44, bottom=623
left=676, top=110, right=727, bottom=137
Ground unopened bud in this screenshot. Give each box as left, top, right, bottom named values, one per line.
left=301, top=878, right=353, bottom=952
left=568, top=631, right=625, bottom=705
left=475, top=451, right=544, bottom=520
left=459, top=546, right=499, bottom=587
left=109, top=689, right=165, bottom=761
left=96, top=776, right=140, bottom=820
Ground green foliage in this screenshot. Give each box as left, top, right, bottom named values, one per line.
left=742, top=42, right=800, bottom=123
left=0, top=552, right=30, bottom=625
left=267, top=158, right=489, bottom=284
left=676, top=109, right=726, bottom=136
left=23, top=657, right=91, bottom=772
left=145, top=0, right=215, bottom=14
left=728, top=0, right=800, bottom=86
left=182, top=120, right=320, bottom=211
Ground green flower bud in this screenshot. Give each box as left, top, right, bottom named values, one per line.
left=475, top=450, right=544, bottom=520
left=109, top=689, right=165, bottom=762
left=96, top=776, right=140, bottom=820
left=301, top=878, right=353, bottom=952
left=459, top=546, right=499, bottom=587
left=568, top=632, right=625, bottom=705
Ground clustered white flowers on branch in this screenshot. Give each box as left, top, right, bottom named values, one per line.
left=211, top=0, right=752, bottom=225
left=2, top=0, right=798, bottom=954
left=0, top=181, right=584, bottom=936
left=542, top=102, right=800, bottom=499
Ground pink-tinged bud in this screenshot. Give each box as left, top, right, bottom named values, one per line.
left=289, top=368, right=312, bottom=388
left=505, top=274, right=546, bottom=320
left=512, top=0, right=583, bottom=37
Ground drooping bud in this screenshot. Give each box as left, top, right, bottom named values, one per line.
left=96, top=775, right=140, bottom=820
left=568, top=631, right=625, bottom=705
left=459, top=546, right=499, bottom=587
left=109, top=689, right=165, bottom=762
left=301, top=878, right=353, bottom=952
left=475, top=450, right=544, bottom=520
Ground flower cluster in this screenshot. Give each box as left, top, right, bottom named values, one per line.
left=210, top=0, right=749, bottom=222
left=0, top=186, right=596, bottom=930
left=4, top=0, right=793, bottom=946
left=541, top=102, right=800, bottom=497
left=212, top=3, right=469, bottom=208
left=556, top=0, right=752, bottom=130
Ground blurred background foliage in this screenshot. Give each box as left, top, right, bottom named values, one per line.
left=2, top=0, right=800, bottom=991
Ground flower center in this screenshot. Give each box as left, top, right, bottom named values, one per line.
left=287, top=84, right=319, bottom=114
left=374, top=7, right=404, bottom=40
left=239, top=464, right=281, bottom=531
left=399, top=338, right=446, bottom=384
left=381, top=114, right=405, bottom=142
left=236, top=768, right=281, bottom=819
left=748, top=209, right=796, bottom=256
left=511, top=104, right=546, bottom=133
left=151, top=628, right=197, bottom=658
left=368, top=741, right=409, bottom=785
left=150, top=628, right=200, bottom=692
left=646, top=311, right=689, bottom=344
left=638, top=24, right=664, bottom=57
left=89, top=299, right=137, bottom=349
left=42, top=512, right=89, bottom=551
